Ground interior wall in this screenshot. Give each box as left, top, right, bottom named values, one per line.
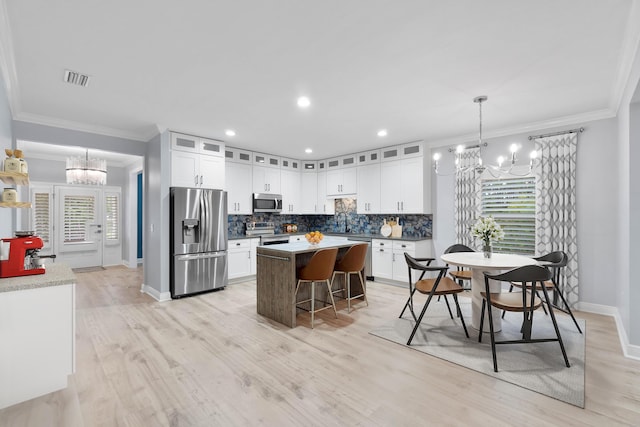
left=12, top=121, right=146, bottom=157
left=25, top=157, right=128, bottom=187
left=144, top=132, right=171, bottom=299
left=0, top=71, right=13, bottom=238
left=430, top=117, right=618, bottom=308
left=629, top=101, right=640, bottom=345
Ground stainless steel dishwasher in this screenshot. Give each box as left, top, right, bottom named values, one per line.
left=346, top=236, right=373, bottom=281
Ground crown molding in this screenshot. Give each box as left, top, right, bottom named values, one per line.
left=14, top=111, right=150, bottom=142
left=611, top=0, right=640, bottom=111
left=425, top=107, right=616, bottom=149
left=0, top=0, right=20, bottom=117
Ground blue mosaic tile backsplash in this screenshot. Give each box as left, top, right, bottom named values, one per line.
left=228, top=198, right=432, bottom=238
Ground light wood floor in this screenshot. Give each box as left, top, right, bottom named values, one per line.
left=1, top=265, right=639, bottom=426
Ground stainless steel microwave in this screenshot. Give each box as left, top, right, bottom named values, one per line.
left=253, top=193, right=282, bottom=213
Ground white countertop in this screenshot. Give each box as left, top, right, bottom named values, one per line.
left=257, top=237, right=361, bottom=254
left=0, top=263, right=76, bottom=293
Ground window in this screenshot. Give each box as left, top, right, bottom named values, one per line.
left=481, top=177, right=535, bottom=255
left=63, top=195, right=95, bottom=243
left=105, top=192, right=120, bottom=243
left=31, top=189, right=52, bottom=249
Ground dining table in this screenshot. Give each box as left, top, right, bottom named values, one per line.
left=440, top=252, right=537, bottom=332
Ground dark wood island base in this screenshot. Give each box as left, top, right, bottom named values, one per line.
left=256, top=240, right=365, bottom=327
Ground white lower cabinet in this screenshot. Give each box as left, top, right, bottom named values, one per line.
left=250, top=238, right=259, bottom=275
left=0, top=283, right=75, bottom=409
left=372, top=239, right=432, bottom=284
left=228, top=239, right=252, bottom=280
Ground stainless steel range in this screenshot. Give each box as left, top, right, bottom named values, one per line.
left=245, top=222, right=289, bottom=245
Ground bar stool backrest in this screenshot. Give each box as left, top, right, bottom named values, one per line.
left=299, top=248, right=339, bottom=281
left=335, top=244, right=368, bottom=272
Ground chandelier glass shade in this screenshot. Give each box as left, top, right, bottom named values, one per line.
left=433, top=96, right=537, bottom=178
left=66, top=150, right=107, bottom=185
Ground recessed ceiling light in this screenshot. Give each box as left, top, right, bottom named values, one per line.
left=377, top=129, right=388, bottom=137
left=225, top=129, right=236, bottom=137
left=297, top=96, right=311, bottom=108
left=305, top=148, right=313, bottom=154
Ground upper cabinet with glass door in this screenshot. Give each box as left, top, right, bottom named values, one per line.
left=170, top=132, right=225, bottom=189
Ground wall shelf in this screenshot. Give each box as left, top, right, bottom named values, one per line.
left=0, top=201, right=31, bottom=208
left=0, top=171, right=29, bottom=186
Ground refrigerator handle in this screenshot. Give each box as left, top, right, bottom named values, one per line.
left=176, top=252, right=226, bottom=261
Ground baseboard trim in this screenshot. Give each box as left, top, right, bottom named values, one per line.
left=578, top=301, right=640, bottom=361
left=140, top=283, right=171, bottom=302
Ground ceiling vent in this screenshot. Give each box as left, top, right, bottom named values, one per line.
left=64, top=69, right=90, bottom=87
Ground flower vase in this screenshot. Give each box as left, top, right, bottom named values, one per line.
left=483, top=243, right=492, bottom=258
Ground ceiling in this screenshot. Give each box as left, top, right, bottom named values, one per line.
left=16, top=140, right=142, bottom=168
left=1, top=0, right=638, bottom=160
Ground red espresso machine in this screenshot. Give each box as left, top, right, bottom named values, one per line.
left=0, top=236, right=46, bottom=278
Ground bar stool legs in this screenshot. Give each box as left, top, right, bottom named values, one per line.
left=295, top=278, right=338, bottom=328
left=330, top=270, right=368, bottom=313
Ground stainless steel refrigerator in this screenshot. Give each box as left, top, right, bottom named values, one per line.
left=170, top=187, right=228, bottom=298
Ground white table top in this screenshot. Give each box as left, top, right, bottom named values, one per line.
left=441, top=252, right=536, bottom=270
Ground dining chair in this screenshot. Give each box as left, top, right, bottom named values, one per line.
left=501, top=251, right=582, bottom=334
left=401, top=253, right=469, bottom=346
left=444, top=243, right=475, bottom=290
left=295, top=248, right=339, bottom=328
left=479, top=265, right=571, bottom=372
left=330, top=243, right=369, bottom=313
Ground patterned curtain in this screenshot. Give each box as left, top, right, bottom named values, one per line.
left=454, top=147, right=481, bottom=248
left=534, top=133, right=579, bottom=308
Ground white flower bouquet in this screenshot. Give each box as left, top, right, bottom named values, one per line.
left=471, top=216, right=504, bottom=247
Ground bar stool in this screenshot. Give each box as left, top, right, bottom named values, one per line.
left=295, top=248, right=339, bottom=328
left=330, top=243, right=369, bottom=313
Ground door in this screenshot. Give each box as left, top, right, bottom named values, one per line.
left=54, top=186, right=103, bottom=268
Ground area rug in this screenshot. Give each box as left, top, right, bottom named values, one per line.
left=370, top=298, right=585, bottom=407
left=72, top=266, right=106, bottom=273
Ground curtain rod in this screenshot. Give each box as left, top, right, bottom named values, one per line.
left=447, top=142, right=487, bottom=153
left=528, top=127, right=584, bottom=141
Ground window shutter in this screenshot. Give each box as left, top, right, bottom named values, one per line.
left=105, top=193, right=120, bottom=242
left=481, top=177, right=535, bottom=255
left=32, top=191, right=52, bottom=248
left=63, top=195, right=96, bottom=243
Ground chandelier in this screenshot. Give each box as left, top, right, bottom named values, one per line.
left=66, top=150, right=107, bottom=185
left=433, top=96, right=537, bottom=178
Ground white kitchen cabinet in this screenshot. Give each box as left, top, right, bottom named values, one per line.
left=228, top=239, right=252, bottom=280
left=281, top=169, right=301, bottom=213
left=171, top=150, right=225, bottom=189
left=380, top=156, right=427, bottom=214
left=252, top=165, right=281, bottom=194
left=372, top=240, right=394, bottom=281
left=300, top=171, right=318, bottom=214
left=225, top=147, right=253, bottom=164
left=170, top=132, right=225, bottom=189
left=253, top=152, right=281, bottom=168
left=357, top=149, right=381, bottom=165
left=0, top=281, right=75, bottom=409
left=171, top=132, right=224, bottom=156
left=326, top=167, right=357, bottom=196
left=250, top=238, right=259, bottom=275
left=316, top=171, right=335, bottom=214
left=225, top=161, right=252, bottom=214
left=357, top=163, right=380, bottom=213
left=372, top=239, right=432, bottom=284
left=380, top=141, right=424, bottom=162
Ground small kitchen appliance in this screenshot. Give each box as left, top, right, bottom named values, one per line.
left=0, top=235, right=46, bottom=278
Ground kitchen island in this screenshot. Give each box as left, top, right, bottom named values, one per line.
left=256, top=238, right=364, bottom=327
left=0, top=263, right=76, bottom=409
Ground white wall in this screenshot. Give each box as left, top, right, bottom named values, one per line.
left=143, top=132, right=171, bottom=300
left=0, top=71, right=13, bottom=238
left=25, top=157, right=129, bottom=187
left=430, top=117, right=619, bottom=308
